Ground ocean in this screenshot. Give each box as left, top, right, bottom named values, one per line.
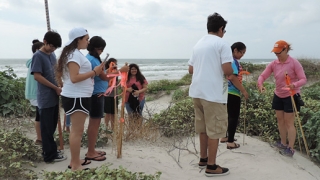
left=0, top=58, right=273, bottom=80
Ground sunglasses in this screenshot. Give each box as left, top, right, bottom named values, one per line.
left=275, top=48, right=286, bottom=55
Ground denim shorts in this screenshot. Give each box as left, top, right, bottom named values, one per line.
left=89, top=94, right=105, bottom=118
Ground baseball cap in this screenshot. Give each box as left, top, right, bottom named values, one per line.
left=64, top=27, right=88, bottom=46
left=271, top=40, right=289, bottom=53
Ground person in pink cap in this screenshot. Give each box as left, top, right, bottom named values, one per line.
left=257, top=40, right=307, bottom=157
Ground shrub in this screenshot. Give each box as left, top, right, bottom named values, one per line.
left=0, top=67, right=34, bottom=117
left=152, top=98, right=194, bottom=137
left=0, top=128, right=42, bottom=179
left=43, top=165, right=161, bottom=180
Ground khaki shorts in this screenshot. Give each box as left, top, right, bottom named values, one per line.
left=193, top=98, right=228, bottom=139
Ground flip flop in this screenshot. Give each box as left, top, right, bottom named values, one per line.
left=220, top=138, right=237, bottom=143
left=85, top=155, right=106, bottom=161
left=227, top=142, right=240, bottom=149
left=68, top=159, right=92, bottom=169
left=85, top=151, right=106, bottom=156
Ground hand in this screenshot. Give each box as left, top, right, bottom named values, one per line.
left=132, top=90, right=139, bottom=97
left=55, top=87, right=62, bottom=96
left=286, top=84, right=295, bottom=90
left=258, top=86, right=266, bottom=93
left=127, top=87, right=133, bottom=92
left=93, top=63, right=104, bottom=75
left=242, top=90, right=249, bottom=100
left=119, top=65, right=129, bottom=73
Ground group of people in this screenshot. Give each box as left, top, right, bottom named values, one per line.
left=24, top=28, right=148, bottom=171
left=189, top=12, right=307, bottom=177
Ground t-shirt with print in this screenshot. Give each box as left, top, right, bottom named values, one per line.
left=30, top=51, right=58, bottom=109
left=228, top=59, right=243, bottom=97
left=86, top=54, right=108, bottom=95
left=61, top=49, right=94, bottom=98
left=188, top=34, right=233, bottom=103
left=125, top=77, right=148, bottom=102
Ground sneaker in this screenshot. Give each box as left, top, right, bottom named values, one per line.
left=34, top=140, right=42, bottom=146
left=279, top=147, right=295, bottom=157
left=271, top=141, right=287, bottom=149
left=198, top=157, right=208, bottom=169
left=205, top=164, right=230, bottom=177
left=53, top=154, right=67, bottom=162
left=57, top=150, right=64, bottom=155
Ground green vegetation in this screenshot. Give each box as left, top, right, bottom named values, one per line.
left=0, top=66, right=34, bottom=117
left=151, top=59, right=320, bottom=162
left=0, top=128, right=42, bottom=179
left=1, top=59, right=320, bottom=179
left=43, top=165, right=161, bottom=180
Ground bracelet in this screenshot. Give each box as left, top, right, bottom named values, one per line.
left=93, top=70, right=97, bottom=76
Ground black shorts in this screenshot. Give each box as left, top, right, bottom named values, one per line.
left=61, top=96, right=91, bottom=115
left=104, top=96, right=118, bottom=114
left=35, top=106, right=40, bottom=122
left=89, top=94, right=105, bottom=118
left=272, top=93, right=300, bottom=113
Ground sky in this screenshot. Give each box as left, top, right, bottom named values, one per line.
left=0, top=0, right=319, bottom=60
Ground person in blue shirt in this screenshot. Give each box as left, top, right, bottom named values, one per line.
left=85, top=36, right=109, bottom=161
left=220, top=42, right=249, bottom=149
left=31, top=31, right=67, bottom=162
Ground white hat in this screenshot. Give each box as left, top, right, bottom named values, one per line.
left=64, top=27, right=88, bottom=46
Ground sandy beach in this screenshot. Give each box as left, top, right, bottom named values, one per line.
left=27, top=93, right=320, bottom=180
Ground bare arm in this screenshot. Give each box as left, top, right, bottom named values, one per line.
left=68, top=62, right=95, bottom=83
left=222, top=62, right=233, bottom=76
left=33, top=72, right=61, bottom=95
left=138, top=84, right=148, bottom=94
left=188, top=65, right=193, bottom=74
left=228, top=74, right=249, bottom=99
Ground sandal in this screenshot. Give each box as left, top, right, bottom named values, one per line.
left=227, top=142, right=240, bottom=149
left=85, top=151, right=106, bottom=156
left=220, top=138, right=237, bottom=143
left=85, top=155, right=106, bottom=161
left=68, top=159, right=92, bottom=169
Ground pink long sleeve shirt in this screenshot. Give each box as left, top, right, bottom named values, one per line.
left=257, top=55, right=307, bottom=98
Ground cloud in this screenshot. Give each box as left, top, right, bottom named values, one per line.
left=0, top=0, right=319, bottom=59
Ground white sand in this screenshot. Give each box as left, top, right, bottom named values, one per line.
left=30, top=95, right=320, bottom=180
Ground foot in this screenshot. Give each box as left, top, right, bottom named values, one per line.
left=271, top=141, right=287, bottom=149
left=53, top=154, right=67, bottom=162
left=220, top=137, right=237, bottom=143
left=220, top=137, right=228, bottom=143
left=279, top=147, right=295, bottom=157
left=198, top=157, right=208, bottom=169
left=68, top=159, right=91, bottom=169
left=205, top=164, right=230, bottom=177
left=34, top=139, right=42, bottom=146
left=85, top=155, right=106, bottom=161
left=227, top=142, right=240, bottom=149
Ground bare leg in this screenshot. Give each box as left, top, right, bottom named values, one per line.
left=275, top=110, right=287, bottom=145
left=86, top=117, right=103, bottom=158
left=104, top=114, right=110, bottom=129
left=35, top=121, right=41, bottom=141
left=207, top=138, right=219, bottom=165
left=69, top=112, right=86, bottom=171
left=284, top=112, right=296, bottom=149
left=109, top=114, right=115, bottom=130
left=199, top=132, right=208, bottom=159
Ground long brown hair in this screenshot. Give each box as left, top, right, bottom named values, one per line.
left=55, top=36, right=84, bottom=86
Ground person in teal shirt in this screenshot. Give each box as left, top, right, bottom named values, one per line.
left=220, top=42, right=249, bottom=149
left=25, top=39, right=43, bottom=146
